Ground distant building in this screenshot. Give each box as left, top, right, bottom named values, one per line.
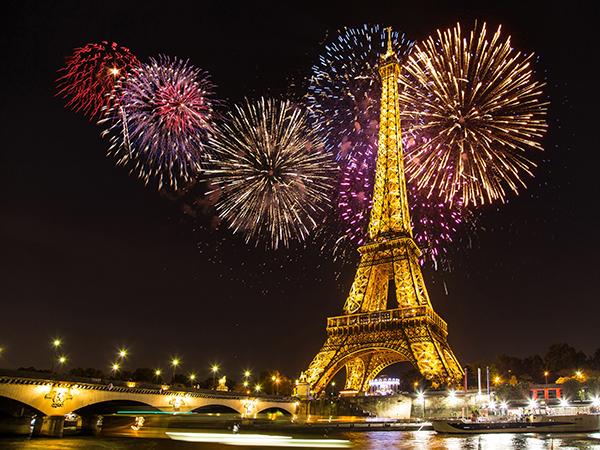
left=368, top=377, right=400, bottom=396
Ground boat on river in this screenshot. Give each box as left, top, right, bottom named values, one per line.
left=432, top=414, right=600, bottom=434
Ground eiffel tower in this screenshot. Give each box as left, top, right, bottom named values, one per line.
left=300, top=28, right=463, bottom=396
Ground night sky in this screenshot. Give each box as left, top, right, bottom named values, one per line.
left=1, top=1, right=598, bottom=381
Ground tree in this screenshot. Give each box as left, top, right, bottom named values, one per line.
left=544, top=344, right=580, bottom=373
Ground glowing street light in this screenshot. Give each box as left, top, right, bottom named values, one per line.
left=254, top=384, right=262, bottom=393
left=171, top=358, right=181, bottom=382
left=118, top=348, right=128, bottom=359
left=560, top=398, right=569, bottom=407
left=591, top=397, right=600, bottom=408
left=58, top=355, right=67, bottom=365
left=244, top=370, right=251, bottom=378
left=50, top=338, right=63, bottom=373
left=189, top=373, right=196, bottom=387
left=493, top=376, right=502, bottom=385
left=528, top=398, right=538, bottom=409
left=111, top=362, right=120, bottom=373
left=500, top=401, right=509, bottom=411
left=154, top=369, right=162, bottom=381
left=544, top=371, right=549, bottom=385
left=211, top=364, right=220, bottom=390
left=271, top=375, right=281, bottom=395
left=330, top=381, right=336, bottom=396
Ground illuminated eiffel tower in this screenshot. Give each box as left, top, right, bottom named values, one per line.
left=299, top=28, right=463, bottom=396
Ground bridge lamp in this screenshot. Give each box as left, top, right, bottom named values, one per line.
left=528, top=398, right=538, bottom=409
left=111, top=362, right=120, bottom=373
left=493, top=376, right=502, bottom=385
left=544, top=370, right=549, bottom=385
left=211, top=365, right=220, bottom=390
left=560, top=398, right=569, bottom=407
left=154, top=369, right=162, bottom=378
left=52, top=338, right=62, bottom=349
left=243, top=380, right=249, bottom=388
left=244, top=370, right=251, bottom=378
left=171, top=358, right=180, bottom=367
left=254, top=384, right=262, bottom=393
left=189, top=373, right=196, bottom=387
left=117, top=348, right=128, bottom=359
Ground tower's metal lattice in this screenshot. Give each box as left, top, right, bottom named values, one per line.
left=303, top=29, right=463, bottom=396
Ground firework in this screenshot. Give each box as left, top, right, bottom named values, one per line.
left=56, top=41, right=139, bottom=121
left=100, top=56, right=214, bottom=190
left=206, top=98, right=336, bottom=249
left=307, top=24, right=413, bottom=160
left=335, top=136, right=467, bottom=268
left=399, top=23, right=548, bottom=206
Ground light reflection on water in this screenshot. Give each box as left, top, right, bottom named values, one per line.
left=2, top=431, right=600, bottom=449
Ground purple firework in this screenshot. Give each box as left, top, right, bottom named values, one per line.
left=100, top=56, right=215, bottom=190
left=336, top=136, right=468, bottom=269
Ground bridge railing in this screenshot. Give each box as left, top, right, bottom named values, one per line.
left=0, top=370, right=292, bottom=402
left=326, top=305, right=448, bottom=334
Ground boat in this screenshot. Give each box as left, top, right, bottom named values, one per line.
left=432, top=414, right=600, bottom=434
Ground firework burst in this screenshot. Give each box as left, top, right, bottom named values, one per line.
left=399, top=22, right=548, bottom=206
left=56, top=41, right=139, bottom=121
left=206, top=98, right=336, bottom=249
left=100, top=56, right=215, bottom=190
left=334, top=136, right=468, bottom=269
left=307, top=24, right=414, bottom=160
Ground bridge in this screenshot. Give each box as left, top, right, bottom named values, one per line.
left=0, top=372, right=297, bottom=437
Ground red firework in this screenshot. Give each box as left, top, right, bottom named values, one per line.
left=56, top=41, right=139, bottom=121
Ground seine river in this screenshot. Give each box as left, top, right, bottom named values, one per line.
left=2, top=431, right=600, bottom=449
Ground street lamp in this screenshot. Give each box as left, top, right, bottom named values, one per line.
left=211, top=364, right=219, bottom=389
left=254, top=384, right=262, bottom=393
left=171, top=358, right=181, bottom=382
left=118, top=348, right=128, bottom=359
left=58, top=355, right=67, bottom=372
left=50, top=338, right=62, bottom=373
left=189, top=373, right=196, bottom=387
left=271, top=375, right=281, bottom=395
left=331, top=381, right=336, bottom=396
left=244, top=370, right=251, bottom=378
left=111, top=362, right=120, bottom=375
left=544, top=371, right=549, bottom=385
left=154, top=369, right=162, bottom=382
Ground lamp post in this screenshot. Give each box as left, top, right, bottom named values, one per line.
left=154, top=369, right=162, bottom=383
left=50, top=338, right=62, bottom=372
left=57, top=355, right=67, bottom=373
left=211, top=364, right=220, bottom=389
left=189, top=373, right=196, bottom=388
left=111, top=362, right=120, bottom=378
left=171, top=358, right=180, bottom=383
left=331, top=381, right=336, bottom=396
left=254, top=384, right=262, bottom=394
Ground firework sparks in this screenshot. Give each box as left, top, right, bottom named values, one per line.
left=205, top=98, right=336, bottom=249
left=399, top=22, right=548, bottom=206
left=335, top=136, right=468, bottom=269
left=56, top=41, right=139, bottom=121
left=100, top=56, right=215, bottom=190
left=306, top=24, right=414, bottom=160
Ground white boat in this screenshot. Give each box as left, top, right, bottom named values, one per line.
left=432, top=414, right=600, bottom=434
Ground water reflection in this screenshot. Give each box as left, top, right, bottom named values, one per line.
left=2, top=430, right=600, bottom=449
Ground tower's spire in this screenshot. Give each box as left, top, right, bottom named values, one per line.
left=367, top=27, right=412, bottom=241
left=382, top=26, right=396, bottom=61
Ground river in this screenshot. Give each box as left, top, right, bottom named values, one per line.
left=2, top=431, right=600, bottom=449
